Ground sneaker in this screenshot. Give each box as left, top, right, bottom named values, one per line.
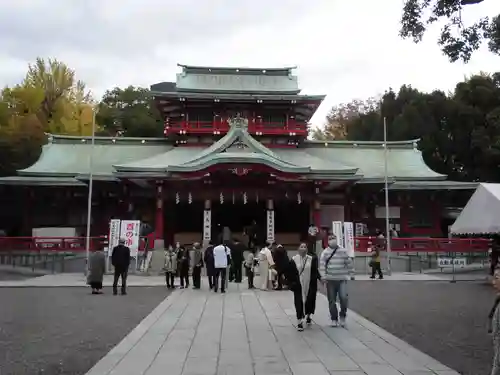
left=370, top=276, right=375, bottom=279
left=331, top=319, right=338, bottom=327
left=306, top=316, right=312, bottom=325
left=297, top=322, right=304, bottom=331
left=339, top=317, right=346, bottom=327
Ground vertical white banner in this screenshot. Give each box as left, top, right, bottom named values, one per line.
left=108, top=219, right=121, bottom=257
left=203, top=210, right=211, bottom=243
left=119, top=220, right=141, bottom=257
left=355, top=223, right=364, bottom=237
left=332, top=221, right=344, bottom=248
left=343, top=221, right=355, bottom=258
left=266, top=210, right=275, bottom=243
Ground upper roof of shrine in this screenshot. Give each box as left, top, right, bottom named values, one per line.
left=151, top=64, right=305, bottom=95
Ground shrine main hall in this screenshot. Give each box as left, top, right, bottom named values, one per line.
left=0, top=64, right=477, bottom=248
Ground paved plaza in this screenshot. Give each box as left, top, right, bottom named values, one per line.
left=83, top=278, right=459, bottom=375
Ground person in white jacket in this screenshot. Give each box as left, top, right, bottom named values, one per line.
left=213, top=241, right=231, bottom=293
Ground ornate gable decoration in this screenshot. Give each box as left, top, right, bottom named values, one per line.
left=227, top=113, right=248, bottom=130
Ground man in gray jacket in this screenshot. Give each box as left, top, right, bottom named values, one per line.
left=319, top=234, right=355, bottom=327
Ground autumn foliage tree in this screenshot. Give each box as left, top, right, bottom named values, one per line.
left=0, top=58, right=95, bottom=176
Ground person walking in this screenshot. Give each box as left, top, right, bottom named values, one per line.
left=489, top=266, right=500, bottom=375
left=164, top=245, right=177, bottom=289
left=213, top=241, right=231, bottom=293
left=111, top=238, right=131, bottom=296
left=307, top=223, right=319, bottom=254
left=272, top=244, right=288, bottom=290
left=176, top=243, right=190, bottom=289
left=244, top=250, right=258, bottom=289
left=192, top=242, right=204, bottom=289
left=204, top=241, right=215, bottom=289
left=319, top=234, right=355, bottom=327
left=258, top=242, right=276, bottom=291
left=87, top=247, right=106, bottom=294
left=286, top=243, right=321, bottom=331
left=369, top=246, right=383, bottom=279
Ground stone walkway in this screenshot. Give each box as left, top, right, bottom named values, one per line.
left=84, top=279, right=459, bottom=375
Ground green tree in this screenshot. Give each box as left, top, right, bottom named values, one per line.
left=316, top=74, right=500, bottom=182
left=96, top=86, right=163, bottom=137
left=400, top=0, right=500, bottom=62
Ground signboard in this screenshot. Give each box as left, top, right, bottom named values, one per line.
left=437, top=257, right=466, bottom=268
left=266, top=210, right=275, bottom=243
left=332, top=221, right=344, bottom=248
left=108, top=219, right=121, bottom=257
left=203, top=210, right=211, bottom=243
left=119, top=220, right=141, bottom=257
left=343, top=222, right=355, bottom=257
left=355, top=223, right=365, bottom=237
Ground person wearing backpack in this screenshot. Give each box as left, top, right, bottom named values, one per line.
left=319, top=234, right=355, bottom=327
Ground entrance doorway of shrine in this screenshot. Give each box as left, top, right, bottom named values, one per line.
left=274, top=200, right=310, bottom=245
left=211, top=201, right=266, bottom=237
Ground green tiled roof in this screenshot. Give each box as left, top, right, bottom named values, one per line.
left=3, top=133, right=446, bottom=184
left=18, top=135, right=170, bottom=178
left=303, top=140, right=445, bottom=181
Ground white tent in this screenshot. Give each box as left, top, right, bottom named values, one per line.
left=451, top=183, right=500, bottom=234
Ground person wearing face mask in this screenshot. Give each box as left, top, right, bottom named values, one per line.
left=319, top=234, right=355, bottom=327
left=286, top=243, right=321, bottom=331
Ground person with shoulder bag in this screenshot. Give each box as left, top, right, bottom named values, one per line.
left=319, top=234, right=354, bottom=327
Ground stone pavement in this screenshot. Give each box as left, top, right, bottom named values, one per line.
left=0, top=271, right=454, bottom=287
left=84, top=279, right=459, bottom=375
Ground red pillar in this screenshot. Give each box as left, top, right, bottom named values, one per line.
left=155, top=183, right=164, bottom=240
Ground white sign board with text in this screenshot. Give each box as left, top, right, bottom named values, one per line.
left=119, top=220, right=141, bottom=257
left=438, top=257, right=466, bottom=268
left=266, top=210, right=275, bottom=243
left=108, top=219, right=121, bottom=257
left=203, top=210, right=211, bottom=243
left=343, top=222, right=355, bottom=258
left=332, top=221, right=344, bottom=248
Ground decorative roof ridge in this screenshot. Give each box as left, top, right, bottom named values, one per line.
left=151, top=91, right=325, bottom=99
left=304, top=139, right=420, bottom=149
left=46, top=134, right=168, bottom=145
left=177, top=64, right=297, bottom=72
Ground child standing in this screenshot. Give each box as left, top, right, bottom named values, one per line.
left=244, top=252, right=258, bottom=289
left=164, top=245, right=177, bottom=289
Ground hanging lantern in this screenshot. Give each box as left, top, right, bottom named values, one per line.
left=243, top=192, right=247, bottom=204
left=256, top=192, right=259, bottom=203
left=188, top=192, right=192, bottom=204
left=232, top=192, right=235, bottom=204
left=297, top=192, right=302, bottom=204
left=220, top=192, right=224, bottom=204
left=285, top=191, right=289, bottom=199
left=175, top=193, right=180, bottom=204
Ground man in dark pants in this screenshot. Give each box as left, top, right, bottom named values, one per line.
left=192, top=242, right=204, bottom=289
left=204, top=241, right=215, bottom=289
left=231, top=238, right=245, bottom=283
left=111, top=238, right=131, bottom=295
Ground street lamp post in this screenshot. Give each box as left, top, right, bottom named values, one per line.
left=383, top=117, right=392, bottom=276
left=84, top=108, right=97, bottom=276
